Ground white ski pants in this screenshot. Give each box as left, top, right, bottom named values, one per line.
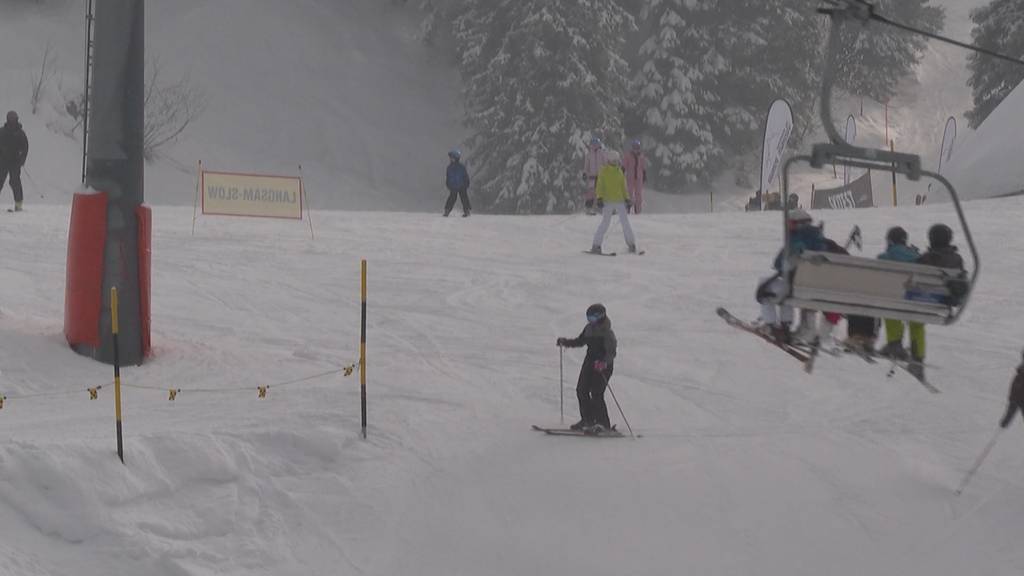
left=757, top=274, right=794, bottom=325
left=592, top=202, right=636, bottom=249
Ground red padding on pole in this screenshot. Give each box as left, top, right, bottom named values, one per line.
left=137, top=205, right=152, bottom=357
left=64, top=192, right=108, bottom=347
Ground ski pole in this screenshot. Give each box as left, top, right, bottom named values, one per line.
left=22, top=167, right=44, bottom=199
left=559, top=345, right=564, bottom=425
left=956, top=428, right=1002, bottom=495
left=600, top=371, right=635, bottom=438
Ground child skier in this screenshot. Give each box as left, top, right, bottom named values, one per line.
left=590, top=150, right=638, bottom=254
left=444, top=149, right=471, bottom=217
left=875, top=226, right=921, bottom=357
left=622, top=139, right=647, bottom=214
left=557, top=303, right=617, bottom=433
left=755, top=209, right=825, bottom=344
left=999, top=350, right=1024, bottom=429
left=582, top=136, right=605, bottom=215
left=880, top=224, right=964, bottom=380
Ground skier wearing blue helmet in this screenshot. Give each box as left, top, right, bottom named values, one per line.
left=444, top=149, right=471, bottom=217
left=557, top=303, right=617, bottom=433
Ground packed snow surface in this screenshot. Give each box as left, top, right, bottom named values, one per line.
left=1, top=198, right=1023, bottom=575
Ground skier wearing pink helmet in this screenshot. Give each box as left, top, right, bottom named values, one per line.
left=581, top=136, right=605, bottom=215
left=622, top=139, right=647, bottom=214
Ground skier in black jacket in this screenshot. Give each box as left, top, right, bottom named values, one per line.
left=557, top=303, right=617, bottom=433
left=999, top=351, right=1024, bottom=429
left=0, top=111, right=29, bottom=212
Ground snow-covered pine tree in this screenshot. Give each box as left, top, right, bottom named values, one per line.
left=451, top=0, right=633, bottom=214
left=634, top=0, right=725, bottom=191
left=634, top=0, right=823, bottom=191
left=832, top=0, right=944, bottom=103
left=714, top=1, right=824, bottom=177
left=966, top=0, right=1024, bottom=128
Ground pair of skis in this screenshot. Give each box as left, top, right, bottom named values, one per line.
left=582, top=249, right=645, bottom=257
left=531, top=424, right=629, bottom=438
left=717, top=307, right=939, bottom=393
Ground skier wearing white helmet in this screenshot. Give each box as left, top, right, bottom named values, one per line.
left=755, top=209, right=825, bottom=343
left=589, top=150, right=638, bottom=255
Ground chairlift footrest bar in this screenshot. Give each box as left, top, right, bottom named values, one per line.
left=810, top=143, right=922, bottom=181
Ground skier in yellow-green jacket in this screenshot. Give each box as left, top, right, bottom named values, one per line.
left=589, top=151, right=638, bottom=255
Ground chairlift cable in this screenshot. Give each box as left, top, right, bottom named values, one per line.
left=870, top=13, right=1024, bottom=67
left=819, top=0, right=1024, bottom=67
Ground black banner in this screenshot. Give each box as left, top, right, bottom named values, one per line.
left=812, top=171, right=873, bottom=209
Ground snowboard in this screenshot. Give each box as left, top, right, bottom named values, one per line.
left=532, top=424, right=625, bottom=438
left=716, top=307, right=812, bottom=363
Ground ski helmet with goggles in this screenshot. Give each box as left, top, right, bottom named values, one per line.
left=448, top=149, right=462, bottom=161
left=928, top=223, right=953, bottom=248
left=586, top=303, right=606, bottom=323
left=5, top=111, right=17, bottom=124
left=590, top=136, right=602, bottom=148
left=886, top=226, right=908, bottom=246
left=631, top=139, right=641, bottom=151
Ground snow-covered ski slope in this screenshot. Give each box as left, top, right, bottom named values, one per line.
left=2, top=198, right=1024, bottom=575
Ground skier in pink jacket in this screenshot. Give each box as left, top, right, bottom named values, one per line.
left=622, top=139, right=647, bottom=214
left=582, top=136, right=605, bottom=215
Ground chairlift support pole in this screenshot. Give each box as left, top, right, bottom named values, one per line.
left=82, top=0, right=95, bottom=184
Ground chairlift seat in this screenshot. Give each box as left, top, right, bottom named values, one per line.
left=785, top=251, right=967, bottom=325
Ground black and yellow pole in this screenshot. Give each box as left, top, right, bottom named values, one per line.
left=360, top=260, right=367, bottom=439
left=111, top=287, right=124, bottom=464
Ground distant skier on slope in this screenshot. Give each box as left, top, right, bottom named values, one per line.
left=443, top=149, right=471, bottom=217
left=582, top=136, right=605, bottom=215
left=0, top=111, right=29, bottom=212
left=999, top=351, right=1024, bottom=428
left=557, top=303, right=617, bottom=433
left=622, top=139, right=647, bottom=214
left=589, top=151, right=638, bottom=255
left=755, top=209, right=825, bottom=344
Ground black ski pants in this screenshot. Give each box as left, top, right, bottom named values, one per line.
left=0, top=164, right=23, bottom=203
left=444, top=187, right=470, bottom=215
left=577, top=364, right=612, bottom=428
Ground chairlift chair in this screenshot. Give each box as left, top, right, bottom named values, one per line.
left=777, top=1, right=979, bottom=326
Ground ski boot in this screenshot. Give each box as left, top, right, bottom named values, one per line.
left=14, top=201, right=22, bottom=212
left=589, top=245, right=602, bottom=255
left=570, top=419, right=587, bottom=431
left=878, top=341, right=909, bottom=361
left=462, top=210, right=471, bottom=218
left=583, top=423, right=607, bottom=435
left=627, top=243, right=638, bottom=254
left=907, top=360, right=925, bottom=381
left=758, top=322, right=792, bottom=345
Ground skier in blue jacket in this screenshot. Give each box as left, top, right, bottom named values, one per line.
left=756, top=209, right=826, bottom=343
left=444, top=149, right=471, bottom=217
left=877, top=226, right=922, bottom=360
